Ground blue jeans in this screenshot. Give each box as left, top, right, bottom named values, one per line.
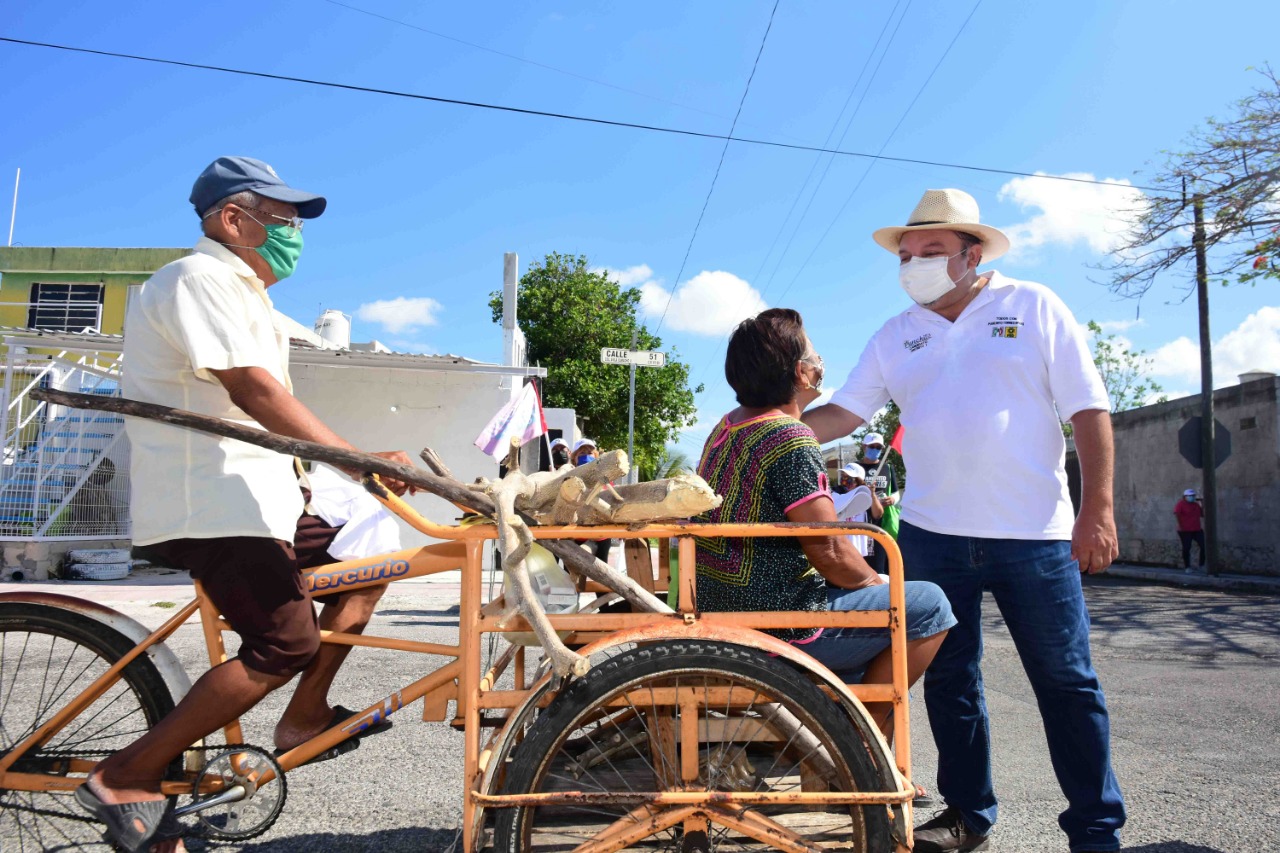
left=899, top=521, right=1126, bottom=852
left=800, top=581, right=956, bottom=683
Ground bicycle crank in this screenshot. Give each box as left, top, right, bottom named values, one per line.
left=180, top=744, right=288, bottom=841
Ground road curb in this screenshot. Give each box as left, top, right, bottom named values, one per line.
left=1105, top=563, right=1280, bottom=594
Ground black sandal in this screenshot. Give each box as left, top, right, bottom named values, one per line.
left=273, top=704, right=392, bottom=767
left=74, top=784, right=173, bottom=853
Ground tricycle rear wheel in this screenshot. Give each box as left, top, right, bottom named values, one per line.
left=493, top=639, right=892, bottom=852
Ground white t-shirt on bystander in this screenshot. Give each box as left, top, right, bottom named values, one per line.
left=829, top=272, right=1109, bottom=540
left=832, top=485, right=874, bottom=556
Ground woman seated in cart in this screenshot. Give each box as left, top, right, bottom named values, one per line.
left=694, top=308, right=955, bottom=735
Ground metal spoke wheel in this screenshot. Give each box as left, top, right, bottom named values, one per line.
left=493, top=640, right=893, bottom=853
left=0, top=603, right=177, bottom=852
left=190, top=745, right=287, bottom=841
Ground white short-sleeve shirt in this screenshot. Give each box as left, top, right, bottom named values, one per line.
left=123, top=237, right=303, bottom=545
left=829, top=272, right=1109, bottom=540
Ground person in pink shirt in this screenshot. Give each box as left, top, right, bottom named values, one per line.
left=1174, top=489, right=1206, bottom=571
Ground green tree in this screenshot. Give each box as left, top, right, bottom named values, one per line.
left=490, top=253, right=701, bottom=472
left=1104, top=66, right=1280, bottom=297
left=1086, top=320, right=1167, bottom=413
left=640, top=446, right=693, bottom=482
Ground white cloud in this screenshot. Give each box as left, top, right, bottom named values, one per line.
left=1095, top=318, right=1144, bottom=333
left=593, top=264, right=655, bottom=287
left=996, top=172, right=1147, bottom=261
left=1148, top=306, right=1280, bottom=388
left=355, top=296, right=443, bottom=334
left=639, top=270, right=768, bottom=336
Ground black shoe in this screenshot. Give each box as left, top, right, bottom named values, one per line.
left=913, top=806, right=990, bottom=852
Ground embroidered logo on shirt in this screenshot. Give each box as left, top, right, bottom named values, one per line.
left=988, top=315, right=1024, bottom=339
left=903, top=333, right=932, bottom=353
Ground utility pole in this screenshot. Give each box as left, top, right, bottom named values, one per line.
left=8, top=168, right=18, bottom=247
left=627, top=329, right=638, bottom=485
left=1193, top=195, right=1220, bottom=574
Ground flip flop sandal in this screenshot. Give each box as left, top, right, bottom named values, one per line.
left=913, top=783, right=936, bottom=807
left=331, top=704, right=393, bottom=739
left=275, top=735, right=361, bottom=767
left=74, top=784, right=172, bottom=853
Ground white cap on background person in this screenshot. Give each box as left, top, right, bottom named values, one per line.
left=841, top=463, right=866, bottom=481
left=862, top=432, right=884, bottom=446
left=573, top=438, right=598, bottom=455
left=550, top=438, right=569, bottom=451
left=1183, top=488, right=1197, bottom=498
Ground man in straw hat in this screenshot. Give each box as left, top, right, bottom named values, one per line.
left=803, top=189, right=1124, bottom=852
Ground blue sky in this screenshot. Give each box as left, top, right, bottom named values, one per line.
left=3, top=0, right=1277, bottom=458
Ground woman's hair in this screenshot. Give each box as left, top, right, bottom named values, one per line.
left=725, top=308, right=808, bottom=408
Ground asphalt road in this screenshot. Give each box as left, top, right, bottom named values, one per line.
left=6, top=574, right=1278, bottom=852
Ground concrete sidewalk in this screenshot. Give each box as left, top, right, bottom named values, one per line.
left=1106, top=561, right=1280, bottom=594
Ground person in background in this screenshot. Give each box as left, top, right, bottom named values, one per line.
left=832, top=462, right=882, bottom=560
left=1174, top=488, right=1206, bottom=572
left=572, top=438, right=598, bottom=465
left=857, top=433, right=899, bottom=574
left=550, top=437, right=571, bottom=469
left=571, top=438, right=612, bottom=564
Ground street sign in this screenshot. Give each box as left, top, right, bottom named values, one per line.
left=600, top=348, right=666, bottom=367
left=1178, top=417, right=1231, bottom=469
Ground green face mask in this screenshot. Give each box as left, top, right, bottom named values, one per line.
left=255, top=224, right=304, bottom=281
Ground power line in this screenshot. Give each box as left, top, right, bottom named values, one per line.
left=319, top=0, right=734, bottom=125
left=754, top=0, right=908, bottom=299
left=757, top=0, right=913, bottom=303
left=772, top=0, right=985, bottom=306
left=0, top=36, right=1172, bottom=195
left=653, top=0, right=779, bottom=336
left=692, top=0, right=909, bottom=390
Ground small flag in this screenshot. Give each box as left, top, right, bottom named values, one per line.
left=889, top=424, right=905, bottom=454
left=474, top=382, right=548, bottom=461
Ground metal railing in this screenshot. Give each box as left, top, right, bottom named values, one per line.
left=0, top=345, right=129, bottom=540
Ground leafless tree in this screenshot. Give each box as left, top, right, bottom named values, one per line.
left=1103, top=66, right=1280, bottom=298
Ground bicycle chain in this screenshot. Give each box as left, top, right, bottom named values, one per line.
left=1, top=742, right=267, bottom=836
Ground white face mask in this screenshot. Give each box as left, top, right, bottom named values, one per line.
left=899, top=250, right=968, bottom=305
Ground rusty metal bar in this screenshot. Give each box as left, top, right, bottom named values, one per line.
left=472, top=787, right=915, bottom=807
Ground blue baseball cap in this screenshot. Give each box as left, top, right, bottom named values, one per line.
left=190, top=156, right=327, bottom=219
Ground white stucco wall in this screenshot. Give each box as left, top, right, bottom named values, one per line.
left=291, top=363, right=514, bottom=549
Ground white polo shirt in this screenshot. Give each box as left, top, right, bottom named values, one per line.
left=829, top=271, right=1109, bottom=540
left=123, top=237, right=302, bottom=546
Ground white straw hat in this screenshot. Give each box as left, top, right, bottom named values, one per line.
left=873, top=188, right=1010, bottom=261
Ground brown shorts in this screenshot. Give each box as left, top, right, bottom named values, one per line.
left=149, top=532, right=326, bottom=677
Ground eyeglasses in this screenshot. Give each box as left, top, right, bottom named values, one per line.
left=237, top=205, right=304, bottom=236
left=205, top=204, right=304, bottom=236
left=801, top=353, right=824, bottom=370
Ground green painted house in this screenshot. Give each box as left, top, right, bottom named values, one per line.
left=0, top=246, right=189, bottom=336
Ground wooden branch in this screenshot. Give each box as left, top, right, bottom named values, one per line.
left=486, top=469, right=589, bottom=677
left=525, top=450, right=628, bottom=508
left=418, top=448, right=454, bottom=479
left=32, top=387, right=674, bottom=619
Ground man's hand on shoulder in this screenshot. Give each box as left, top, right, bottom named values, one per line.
left=1072, top=504, right=1118, bottom=574
left=800, top=404, right=864, bottom=445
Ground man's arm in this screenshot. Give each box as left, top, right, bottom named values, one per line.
left=1069, top=408, right=1118, bottom=574
left=210, top=366, right=416, bottom=494
left=800, top=404, right=864, bottom=445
